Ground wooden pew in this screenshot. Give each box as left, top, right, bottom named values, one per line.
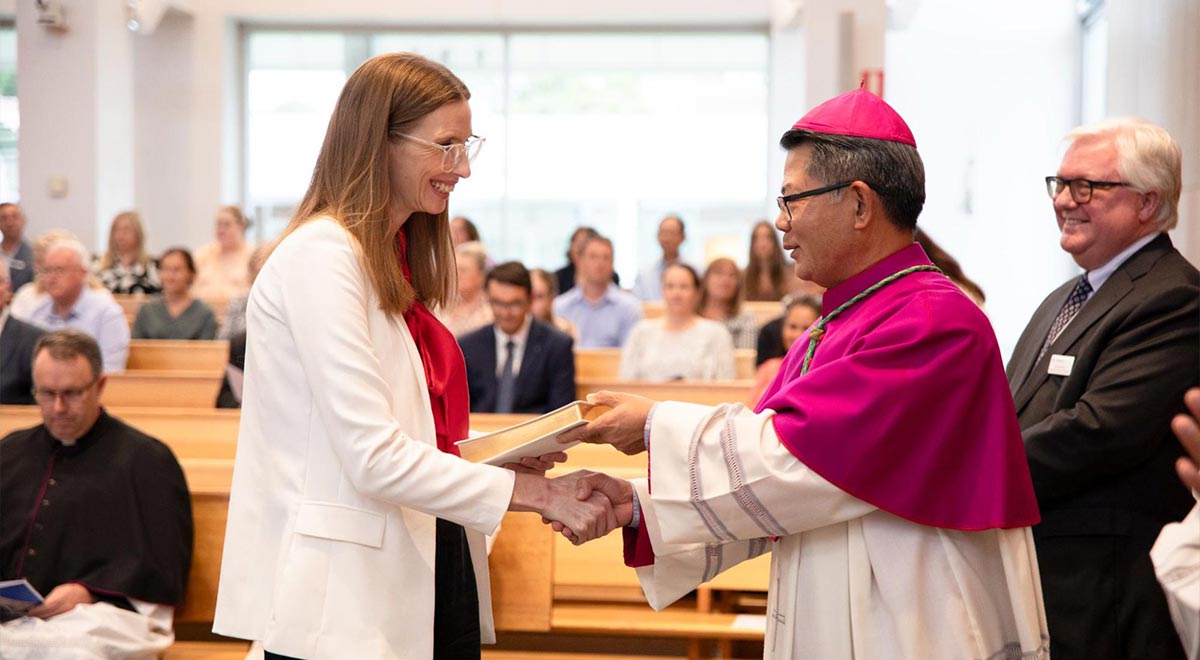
left=103, top=371, right=223, bottom=408
left=127, top=339, right=229, bottom=373
left=575, top=348, right=756, bottom=380
left=577, top=378, right=754, bottom=407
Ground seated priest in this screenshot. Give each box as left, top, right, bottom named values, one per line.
left=0, top=329, right=193, bottom=660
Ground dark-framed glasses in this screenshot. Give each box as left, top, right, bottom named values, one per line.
left=777, top=182, right=853, bottom=222
left=32, top=381, right=97, bottom=405
left=1045, top=176, right=1128, bottom=204
left=392, top=133, right=485, bottom=173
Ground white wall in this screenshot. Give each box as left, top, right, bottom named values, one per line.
left=885, top=0, right=1081, bottom=359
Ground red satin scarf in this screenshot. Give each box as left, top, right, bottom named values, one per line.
left=396, top=230, right=469, bottom=456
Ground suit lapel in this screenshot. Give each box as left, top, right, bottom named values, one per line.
left=1009, top=282, right=1073, bottom=393
left=0, top=322, right=18, bottom=376
left=1011, top=234, right=1170, bottom=411
left=481, top=327, right=499, bottom=405
left=515, top=321, right=545, bottom=402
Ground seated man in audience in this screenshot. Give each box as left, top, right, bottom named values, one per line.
left=0, top=203, right=34, bottom=291
left=0, top=259, right=43, bottom=404
left=459, top=261, right=576, bottom=414
left=552, top=234, right=642, bottom=348
left=0, top=329, right=193, bottom=659
left=22, top=239, right=130, bottom=372
left=632, top=214, right=687, bottom=301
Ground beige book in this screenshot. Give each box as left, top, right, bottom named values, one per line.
left=456, top=401, right=611, bottom=466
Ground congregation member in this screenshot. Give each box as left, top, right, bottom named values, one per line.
left=748, top=294, right=820, bottom=405
left=631, top=214, right=686, bottom=301
left=9, top=229, right=80, bottom=318
left=459, top=261, right=575, bottom=414
left=0, top=259, right=42, bottom=404
left=450, top=215, right=480, bottom=246
left=1008, top=117, right=1197, bottom=660
left=1153, top=387, right=1200, bottom=659
left=213, top=52, right=614, bottom=660
left=0, top=330, right=192, bottom=659
left=619, top=263, right=735, bottom=382
left=23, top=240, right=130, bottom=373
left=217, top=245, right=266, bottom=340
left=743, top=220, right=790, bottom=301
left=914, top=228, right=985, bottom=307
left=216, top=329, right=247, bottom=409
left=529, top=267, right=577, bottom=338
left=436, top=240, right=493, bottom=337
left=131, top=248, right=218, bottom=340
left=0, top=202, right=34, bottom=291
left=93, top=210, right=161, bottom=295
left=698, top=257, right=759, bottom=350
left=560, top=88, right=1049, bottom=660
left=193, top=205, right=256, bottom=301
left=552, top=234, right=642, bottom=348
left=554, top=226, right=618, bottom=295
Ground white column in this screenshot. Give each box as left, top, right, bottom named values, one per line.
left=17, top=0, right=135, bottom=251
left=1105, top=0, right=1200, bottom=266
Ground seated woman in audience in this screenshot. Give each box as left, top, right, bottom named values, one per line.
left=619, top=263, right=735, bottom=381
left=435, top=240, right=492, bottom=336
left=450, top=215, right=480, bottom=246
left=749, top=294, right=821, bottom=405
left=914, top=228, right=987, bottom=308
left=744, top=220, right=790, bottom=301
left=10, top=229, right=115, bottom=320
left=93, top=210, right=161, bottom=295
left=698, top=257, right=759, bottom=350
left=193, top=205, right=256, bottom=301
left=529, top=267, right=577, bottom=339
left=217, top=245, right=267, bottom=340
left=131, top=247, right=218, bottom=340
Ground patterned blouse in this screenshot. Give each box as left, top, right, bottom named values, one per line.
left=94, top=257, right=162, bottom=295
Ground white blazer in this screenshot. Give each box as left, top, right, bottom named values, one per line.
left=212, top=219, right=516, bottom=659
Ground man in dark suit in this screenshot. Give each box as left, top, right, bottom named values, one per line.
left=460, top=261, right=576, bottom=414
left=0, top=258, right=43, bottom=404
left=1008, top=118, right=1198, bottom=660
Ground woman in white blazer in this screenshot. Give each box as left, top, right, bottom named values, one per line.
left=212, top=53, right=615, bottom=660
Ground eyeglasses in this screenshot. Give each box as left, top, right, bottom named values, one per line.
left=391, top=133, right=485, bottom=173
left=1045, top=176, right=1129, bottom=204
left=776, top=182, right=853, bottom=222
left=32, top=381, right=97, bottom=405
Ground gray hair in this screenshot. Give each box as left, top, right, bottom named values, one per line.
left=779, top=130, right=926, bottom=231
left=45, top=238, right=91, bottom=268
left=1066, top=117, right=1182, bottom=230
left=454, top=240, right=488, bottom=274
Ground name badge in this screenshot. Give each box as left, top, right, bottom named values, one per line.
left=1047, top=354, right=1075, bottom=377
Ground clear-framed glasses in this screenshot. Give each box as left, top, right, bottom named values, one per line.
left=1044, top=176, right=1129, bottom=204
left=32, top=381, right=97, bottom=405
left=391, top=132, right=485, bottom=173
left=776, top=181, right=853, bottom=222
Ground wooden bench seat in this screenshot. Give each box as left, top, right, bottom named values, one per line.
left=552, top=602, right=764, bottom=640
left=575, top=348, right=756, bottom=380
left=577, top=378, right=754, bottom=407
left=163, top=641, right=251, bottom=660
left=104, top=371, right=223, bottom=408
left=127, top=339, right=229, bottom=373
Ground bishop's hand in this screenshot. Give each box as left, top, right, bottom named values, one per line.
left=558, top=391, right=654, bottom=456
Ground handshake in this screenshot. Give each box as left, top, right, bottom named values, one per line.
left=504, top=391, right=655, bottom=545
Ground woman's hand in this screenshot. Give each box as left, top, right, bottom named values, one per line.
left=501, top=451, right=568, bottom=476
left=558, top=391, right=655, bottom=456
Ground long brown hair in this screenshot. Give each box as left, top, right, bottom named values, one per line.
left=274, top=52, right=465, bottom=315
left=743, top=220, right=786, bottom=301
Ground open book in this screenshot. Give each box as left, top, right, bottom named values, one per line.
left=456, top=401, right=611, bottom=466
left=0, top=578, right=44, bottom=620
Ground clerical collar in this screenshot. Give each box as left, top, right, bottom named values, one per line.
left=821, top=243, right=931, bottom=315
left=45, top=409, right=111, bottom=454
